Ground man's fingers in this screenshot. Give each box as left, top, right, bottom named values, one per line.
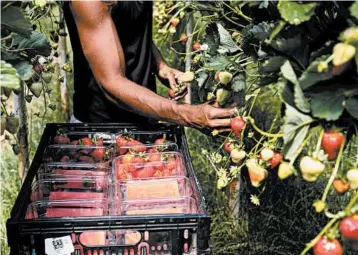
left=216, top=128, right=233, bottom=133
left=167, top=73, right=177, bottom=89
left=173, top=90, right=188, bottom=101
left=208, top=118, right=232, bottom=128
left=210, top=106, right=237, bottom=119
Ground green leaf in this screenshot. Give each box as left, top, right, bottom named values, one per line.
left=346, top=98, right=358, bottom=119
left=277, top=1, right=317, bottom=25
left=279, top=77, right=295, bottom=107
left=350, top=1, right=358, bottom=19
left=217, top=23, right=240, bottom=53
left=1, top=50, right=21, bottom=61
left=231, top=74, right=245, bottom=92
left=267, top=21, right=286, bottom=44
left=283, top=104, right=313, bottom=161
left=299, top=55, right=333, bottom=90
left=311, top=90, right=345, bottom=121
left=1, top=6, right=32, bottom=38
left=206, top=55, right=231, bottom=70
left=12, top=31, right=51, bottom=57
left=0, top=60, right=20, bottom=90
left=205, top=23, right=219, bottom=55
left=259, top=56, right=286, bottom=74
left=10, top=60, right=33, bottom=81
left=281, top=61, right=310, bottom=113
left=196, top=72, right=209, bottom=88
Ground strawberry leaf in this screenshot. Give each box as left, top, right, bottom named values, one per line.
left=311, top=90, right=345, bottom=121
left=1, top=6, right=32, bottom=38
left=11, top=31, right=51, bottom=58
left=283, top=104, right=313, bottom=161
left=299, top=55, right=333, bottom=90
left=345, top=98, right=358, bottom=119
left=277, top=1, right=317, bottom=25
left=217, top=23, right=240, bottom=54
left=280, top=61, right=310, bottom=113
left=231, top=73, right=246, bottom=92
left=0, top=60, right=20, bottom=90
left=350, top=1, right=358, bottom=19
left=206, top=55, right=231, bottom=70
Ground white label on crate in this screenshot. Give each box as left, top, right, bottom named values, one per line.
left=45, top=235, right=74, bottom=255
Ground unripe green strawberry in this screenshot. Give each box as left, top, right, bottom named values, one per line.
left=313, top=200, right=327, bottom=213
left=278, top=162, right=294, bottom=180
left=217, top=177, right=228, bottom=190
left=41, top=72, right=53, bottom=83
left=207, top=92, right=215, bottom=101
left=177, top=71, right=194, bottom=83
left=1, top=117, right=6, bottom=136
left=169, top=26, right=176, bottom=34
left=260, top=148, right=274, bottom=161
left=230, top=148, right=246, bottom=163
left=29, top=82, right=43, bottom=98
left=216, top=88, right=230, bottom=106
left=25, top=95, right=33, bottom=103
left=6, top=115, right=19, bottom=134
left=218, top=71, right=233, bottom=85
left=300, top=156, right=325, bottom=182
left=340, top=27, right=358, bottom=44
left=347, top=169, right=358, bottom=190
left=333, top=43, right=356, bottom=66
left=12, top=144, right=20, bottom=155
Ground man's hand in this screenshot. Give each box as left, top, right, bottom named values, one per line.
left=158, top=64, right=189, bottom=101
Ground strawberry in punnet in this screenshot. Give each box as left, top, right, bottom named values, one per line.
left=300, top=156, right=325, bottom=182
left=347, top=169, right=358, bottom=189
left=230, top=116, right=245, bottom=138
left=321, top=131, right=345, bottom=161
left=270, top=152, right=283, bottom=169
left=79, top=155, right=95, bottom=163
left=154, top=136, right=166, bottom=145
left=246, top=158, right=268, bottom=187
left=121, top=154, right=135, bottom=165
left=91, top=138, right=106, bottom=162
left=116, top=135, right=129, bottom=155
left=230, top=148, right=246, bottom=163
left=60, top=155, right=70, bottom=162
left=54, top=135, right=70, bottom=144
left=224, top=142, right=233, bottom=153
left=166, top=157, right=177, bottom=171
left=71, top=140, right=79, bottom=145
left=192, top=42, right=201, bottom=51
left=278, top=162, right=294, bottom=180
left=170, top=18, right=180, bottom=27
left=136, top=165, right=156, bottom=179
left=260, top=148, right=274, bottom=161
left=333, top=179, right=350, bottom=194
left=313, top=237, right=343, bottom=255
left=127, top=139, right=146, bottom=153
left=80, top=137, right=95, bottom=146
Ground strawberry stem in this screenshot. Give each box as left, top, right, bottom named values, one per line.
left=246, top=117, right=284, bottom=138
left=313, top=129, right=324, bottom=159
left=321, top=135, right=346, bottom=203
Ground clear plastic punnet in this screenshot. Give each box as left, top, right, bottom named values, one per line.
left=25, top=199, right=109, bottom=219
left=30, top=176, right=110, bottom=202
left=113, top=197, right=198, bottom=216
left=37, top=162, right=110, bottom=180
left=114, top=131, right=177, bottom=156
left=113, top=151, right=186, bottom=181
left=115, top=177, right=192, bottom=201
left=43, top=144, right=114, bottom=164
left=52, top=131, right=114, bottom=146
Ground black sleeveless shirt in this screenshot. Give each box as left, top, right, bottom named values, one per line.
left=63, top=1, right=157, bottom=123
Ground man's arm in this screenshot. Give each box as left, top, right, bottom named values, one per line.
left=70, top=1, right=235, bottom=129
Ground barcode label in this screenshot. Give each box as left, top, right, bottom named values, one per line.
left=45, top=235, right=74, bottom=255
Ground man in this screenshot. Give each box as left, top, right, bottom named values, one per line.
left=63, top=1, right=236, bottom=131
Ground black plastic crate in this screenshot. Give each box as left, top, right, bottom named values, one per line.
left=6, top=123, right=211, bottom=255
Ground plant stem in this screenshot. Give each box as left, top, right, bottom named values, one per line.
left=321, top=136, right=346, bottom=203
left=246, top=116, right=284, bottom=138
left=313, top=129, right=324, bottom=159
left=289, top=132, right=314, bottom=168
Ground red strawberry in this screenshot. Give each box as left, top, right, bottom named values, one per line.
left=148, top=153, right=162, bottom=162
left=60, top=155, right=70, bottom=162
left=127, top=140, right=146, bottom=153
left=79, top=155, right=95, bottom=163
left=54, top=135, right=70, bottom=144
left=340, top=215, right=358, bottom=240
left=322, top=131, right=345, bottom=161
left=116, top=136, right=129, bottom=155
left=71, top=140, right=79, bottom=145
left=154, top=137, right=166, bottom=145
left=270, top=152, right=283, bottom=169
left=130, top=156, right=145, bottom=164
left=80, top=137, right=95, bottom=146
left=224, top=142, right=233, bottom=153
left=230, top=116, right=245, bottom=138
left=121, top=154, right=134, bottom=165
left=333, top=179, right=350, bottom=194
left=192, top=42, right=201, bottom=51
left=313, top=237, right=343, bottom=255
left=166, top=157, right=177, bottom=171
left=170, top=18, right=180, bottom=27
left=91, top=148, right=105, bottom=162
left=136, top=165, right=156, bottom=179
